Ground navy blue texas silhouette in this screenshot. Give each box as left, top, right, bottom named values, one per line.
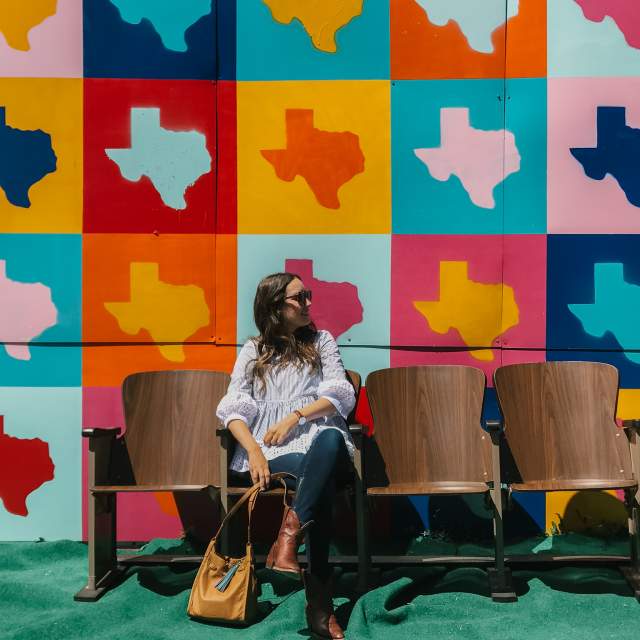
left=571, top=106, right=640, bottom=208
left=0, top=106, right=57, bottom=208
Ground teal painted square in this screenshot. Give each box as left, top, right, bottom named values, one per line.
left=237, top=0, right=389, bottom=80
left=0, top=235, right=81, bottom=386
left=237, top=235, right=390, bottom=379
left=0, top=387, right=81, bottom=540
left=392, top=79, right=546, bottom=234
left=504, top=78, right=547, bottom=234
left=549, top=0, right=640, bottom=78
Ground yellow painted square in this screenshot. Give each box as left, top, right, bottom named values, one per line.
left=237, top=80, right=390, bottom=234
left=617, top=389, right=640, bottom=420
left=546, top=490, right=627, bottom=535
left=0, top=78, right=82, bottom=233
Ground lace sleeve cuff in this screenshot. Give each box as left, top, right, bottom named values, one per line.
left=216, top=392, right=258, bottom=428
left=318, top=378, right=356, bottom=419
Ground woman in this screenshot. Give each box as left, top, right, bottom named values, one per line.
left=216, top=272, right=356, bottom=640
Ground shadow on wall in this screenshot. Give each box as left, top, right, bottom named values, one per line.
left=551, top=490, right=628, bottom=537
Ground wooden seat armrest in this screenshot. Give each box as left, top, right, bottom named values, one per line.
left=349, top=424, right=367, bottom=456
left=622, top=419, right=640, bottom=432
left=484, top=419, right=503, bottom=446
left=81, top=428, right=121, bottom=438
left=484, top=419, right=503, bottom=433
left=349, top=423, right=365, bottom=437
left=215, top=426, right=234, bottom=441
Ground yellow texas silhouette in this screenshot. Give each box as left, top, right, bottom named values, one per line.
left=263, top=0, right=363, bottom=53
left=413, top=261, right=519, bottom=362
left=104, top=263, right=210, bottom=363
left=0, top=0, right=57, bottom=51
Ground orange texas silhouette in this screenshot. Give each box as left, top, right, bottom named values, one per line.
left=0, top=415, right=54, bottom=517
left=261, top=108, right=365, bottom=209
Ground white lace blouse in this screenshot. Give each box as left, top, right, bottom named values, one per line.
left=216, top=330, right=356, bottom=473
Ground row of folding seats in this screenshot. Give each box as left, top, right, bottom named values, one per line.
left=76, top=362, right=640, bottom=604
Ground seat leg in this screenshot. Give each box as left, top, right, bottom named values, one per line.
left=74, top=492, right=124, bottom=602
left=355, top=486, right=370, bottom=594
left=488, top=488, right=516, bottom=603
left=621, top=488, right=640, bottom=602
left=219, top=486, right=231, bottom=556
left=175, top=488, right=220, bottom=544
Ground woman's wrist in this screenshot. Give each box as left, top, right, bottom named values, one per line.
left=246, top=442, right=262, bottom=456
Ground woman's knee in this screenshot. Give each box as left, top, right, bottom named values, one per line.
left=313, top=429, right=344, bottom=456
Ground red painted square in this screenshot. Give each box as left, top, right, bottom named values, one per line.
left=216, top=80, right=237, bottom=234
left=84, top=78, right=216, bottom=234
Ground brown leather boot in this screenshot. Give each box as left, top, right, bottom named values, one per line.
left=265, top=506, right=310, bottom=579
left=303, top=570, right=345, bottom=640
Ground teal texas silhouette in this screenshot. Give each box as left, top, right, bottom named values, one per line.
left=105, top=107, right=211, bottom=210
left=109, top=0, right=211, bottom=52
left=569, top=262, right=640, bottom=364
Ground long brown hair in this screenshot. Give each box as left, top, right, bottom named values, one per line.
left=250, top=272, right=320, bottom=388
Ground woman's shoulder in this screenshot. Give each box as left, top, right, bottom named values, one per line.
left=238, top=338, right=258, bottom=358
left=314, top=329, right=337, bottom=348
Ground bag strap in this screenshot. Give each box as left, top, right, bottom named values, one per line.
left=213, top=471, right=296, bottom=547
left=245, top=472, right=296, bottom=540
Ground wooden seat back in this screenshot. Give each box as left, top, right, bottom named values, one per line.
left=365, top=366, right=491, bottom=488
left=493, top=361, right=634, bottom=489
left=111, top=370, right=230, bottom=487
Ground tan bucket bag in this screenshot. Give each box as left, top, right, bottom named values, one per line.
left=187, top=473, right=291, bottom=624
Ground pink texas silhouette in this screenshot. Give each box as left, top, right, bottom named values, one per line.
left=574, top=0, right=640, bottom=49
left=414, top=108, right=520, bottom=209
left=285, top=259, right=363, bottom=338
left=0, top=260, right=57, bottom=360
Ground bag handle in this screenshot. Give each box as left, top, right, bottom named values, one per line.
left=245, top=471, right=296, bottom=540
left=213, top=471, right=296, bottom=548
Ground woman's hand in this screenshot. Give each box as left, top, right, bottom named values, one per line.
left=248, top=447, right=270, bottom=490
left=263, top=414, right=298, bottom=447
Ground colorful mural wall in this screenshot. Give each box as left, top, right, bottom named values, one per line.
left=1, top=0, right=640, bottom=542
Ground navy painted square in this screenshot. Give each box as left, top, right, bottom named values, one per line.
left=547, top=234, right=640, bottom=386
left=83, top=0, right=221, bottom=80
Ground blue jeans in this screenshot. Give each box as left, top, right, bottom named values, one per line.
left=232, top=428, right=351, bottom=577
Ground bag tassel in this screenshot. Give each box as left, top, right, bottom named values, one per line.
left=214, top=562, right=240, bottom=592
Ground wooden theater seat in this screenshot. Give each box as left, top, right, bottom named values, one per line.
left=75, top=370, right=230, bottom=602
left=493, top=361, right=640, bottom=600
left=362, top=365, right=515, bottom=602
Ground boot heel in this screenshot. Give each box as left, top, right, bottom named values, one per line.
left=303, top=571, right=345, bottom=640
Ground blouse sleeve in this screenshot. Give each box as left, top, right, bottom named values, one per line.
left=216, top=341, right=259, bottom=428
left=316, top=331, right=356, bottom=419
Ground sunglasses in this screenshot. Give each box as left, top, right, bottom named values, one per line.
left=284, top=289, right=313, bottom=305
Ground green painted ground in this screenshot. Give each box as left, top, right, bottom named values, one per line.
left=1, top=536, right=639, bottom=640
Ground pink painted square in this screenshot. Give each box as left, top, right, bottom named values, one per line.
left=548, top=77, right=640, bottom=233
left=82, top=387, right=181, bottom=541
left=390, top=235, right=546, bottom=383
left=0, top=0, right=82, bottom=78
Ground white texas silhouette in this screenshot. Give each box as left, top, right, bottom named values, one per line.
left=0, top=259, right=57, bottom=360
left=414, top=108, right=520, bottom=209
left=416, top=0, right=519, bottom=53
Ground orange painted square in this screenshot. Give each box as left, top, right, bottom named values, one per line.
left=213, top=234, right=237, bottom=346
left=83, top=234, right=236, bottom=386
left=391, top=0, right=546, bottom=80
